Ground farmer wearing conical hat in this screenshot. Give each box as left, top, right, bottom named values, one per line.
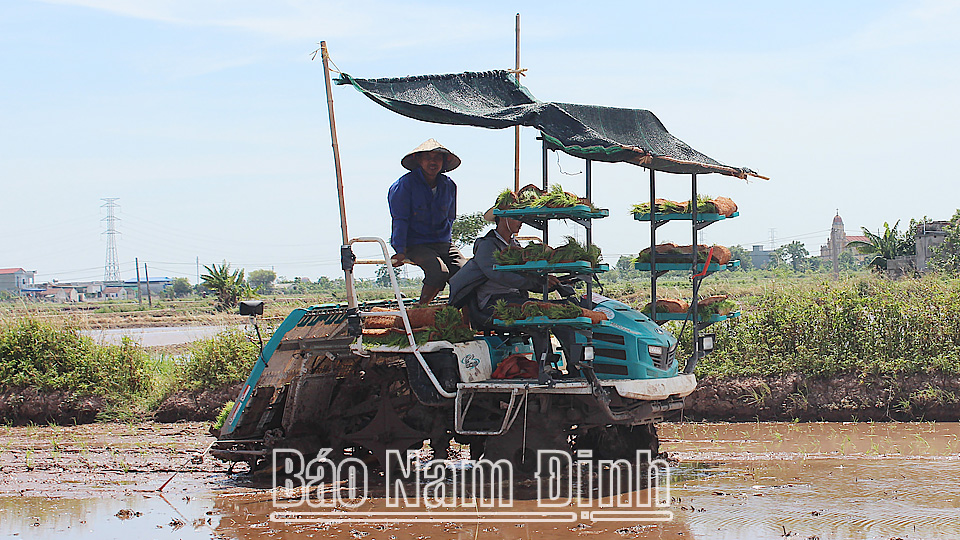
left=388, top=139, right=467, bottom=305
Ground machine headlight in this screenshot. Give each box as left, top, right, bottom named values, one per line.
left=698, top=333, right=715, bottom=352
left=583, top=346, right=595, bottom=361
left=647, top=344, right=664, bottom=357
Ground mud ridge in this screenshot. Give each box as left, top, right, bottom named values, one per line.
left=684, top=371, right=960, bottom=421
left=4, top=373, right=958, bottom=425
left=0, top=384, right=240, bottom=425
left=153, top=383, right=241, bottom=422
left=0, top=387, right=106, bottom=425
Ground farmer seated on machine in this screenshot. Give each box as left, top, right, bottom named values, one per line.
left=388, top=139, right=467, bottom=305
left=447, top=206, right=583, bottom=384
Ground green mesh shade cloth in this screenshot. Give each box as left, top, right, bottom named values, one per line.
left=336, top=70, right=763, bottom=179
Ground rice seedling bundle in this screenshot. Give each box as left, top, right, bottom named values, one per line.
left=548, top=236, right=603, bottom=266
left=493, top=246, right=525, bottom=265
left=642, top=298, right=690, bottom=315
left=637, top=244, right=732, bottom=265
left=492, top=183, right=594, bottom=211
left=631, top=196, right=737, bottom=217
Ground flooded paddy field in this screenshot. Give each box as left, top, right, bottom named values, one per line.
left=0, top=421, right=957, bottom=539
left=80, top=325, right=233, bottom=347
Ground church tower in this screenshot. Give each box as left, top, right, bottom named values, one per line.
left=830, top=212, right=845, bottom=277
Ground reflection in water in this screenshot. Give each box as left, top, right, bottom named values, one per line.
left=665, top=422, right=960, bottom=540
left=672, top=458, right=960, bottom=539
left=2, top=422, right=958, bottom=539
left=659, top=421, right=960, bottom=457
left=0, top=494, right=218, bottom=540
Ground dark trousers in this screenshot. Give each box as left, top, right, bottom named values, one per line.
left=406, top=242, right=467, bottom=288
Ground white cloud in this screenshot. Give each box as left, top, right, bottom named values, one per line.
left=36, top=0, right=508, bottom=45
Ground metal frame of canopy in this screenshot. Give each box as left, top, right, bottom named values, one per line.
left=318, top=41, right=761, bottom=375
left=535, top=142, right=713, bottom=374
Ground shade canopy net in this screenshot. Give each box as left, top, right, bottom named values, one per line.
left=336, top=70, right=763, bottom=179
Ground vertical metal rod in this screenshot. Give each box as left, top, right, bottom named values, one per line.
left=585, top=159, right=593, bottom=307
left=689, top=173, right=699, bottom=373
left=320, top=41, right=357, bottom=309
left=539, top=138, right=549, bottom=301
left=144, top=262, right=152, bottom=307
left=649, top=169, right=657, bottom=323
left=135, top=257, right=142, bottom=306
left=514, top=13, right=521, bottom=192
left=541, top=137, right=549, bottom=248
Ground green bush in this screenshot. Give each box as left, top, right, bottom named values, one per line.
left=89, top=337, right=151, bottom=398
left=0, top=318, right=97, bottom=392
left=0, top=318, right=150, bottom=399
left=178, top=330, right=258, bottom=391
left=690, top=275, right=960, bottom=378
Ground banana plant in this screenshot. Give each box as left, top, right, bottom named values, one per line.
left=847, top=221, right=914, bottom=271
left=201, top=261, right=254, bottom=311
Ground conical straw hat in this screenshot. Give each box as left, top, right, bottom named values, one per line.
left=401, top=138, right=461, bottom=172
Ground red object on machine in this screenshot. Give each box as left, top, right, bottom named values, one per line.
left=491, top=354, right=538, bottom=379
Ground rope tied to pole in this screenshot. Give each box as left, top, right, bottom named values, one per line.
left=310, top=42, right=344, bottom=74
left=692, top=246, right=715, bottom=279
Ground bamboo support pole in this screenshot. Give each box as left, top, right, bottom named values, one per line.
left=514, top=13, right=521, bottom=192
left=320, top=41, right=357, bottom=309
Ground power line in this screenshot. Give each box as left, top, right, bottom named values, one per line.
left=742, top=228, right=831, bottom=248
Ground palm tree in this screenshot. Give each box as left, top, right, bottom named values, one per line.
left=201, top=261, right=250, bottom=311
left=846, top=221, right=914, bottom=271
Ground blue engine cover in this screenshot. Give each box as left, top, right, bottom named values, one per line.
left=576, top=296, right=679, bottom=380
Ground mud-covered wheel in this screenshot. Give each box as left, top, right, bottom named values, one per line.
left=331, top=359, right=436, bottom=470
left=576, top=424, right=659, bottom=461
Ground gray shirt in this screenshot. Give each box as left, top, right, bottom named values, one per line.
left=447, top=229, right=541, bottom=309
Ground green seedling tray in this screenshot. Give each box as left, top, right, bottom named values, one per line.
left=647, top=311, right=741, bottom=323
left=494, top=205, right=609, bottom=220
left=494, top=261, right=609, bottom=273
left=633, top=211, right=738, bottom=222
left=634, top=260, right=741, bottom=274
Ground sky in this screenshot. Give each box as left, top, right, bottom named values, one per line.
left=3, top=0, right=959, bottom=284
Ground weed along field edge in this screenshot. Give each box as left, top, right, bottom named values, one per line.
left=4, top=273, right=960, bottom=425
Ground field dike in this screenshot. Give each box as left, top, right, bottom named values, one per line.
left=3, top=374, right=958, bottom=425
left=685, top=371, right=960, bottom=421
left=0, top=384, right=239, bottom=425
left=4, top=275, right=960, bottom=424
left=0, top=388, right=107, bottom=425
left=152, top=383, right=241, bottom=422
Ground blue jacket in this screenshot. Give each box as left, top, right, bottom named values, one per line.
left=387, top=168, right=457, bottom=254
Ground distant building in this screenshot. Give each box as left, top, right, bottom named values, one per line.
left=887, top=220, right=952, bottom=276
left=55, top=282, right=103, bottom=298
left=750, top=245, right=773, bottom=269
left=102, top=286, right=128, bottom=300
left=819, top=215, right=953, bottom=276
left=820, top=213, right=869, bottom=273
left=124, top=276, right=172, bottom=295
left=0, top=268, right=36, bottom=294
left=39, top=286, right=80, bottom=303
left=914, top=220, right=950, bottom=272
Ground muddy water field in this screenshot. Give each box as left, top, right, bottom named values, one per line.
left=1, top=421, right=957, bottom=540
